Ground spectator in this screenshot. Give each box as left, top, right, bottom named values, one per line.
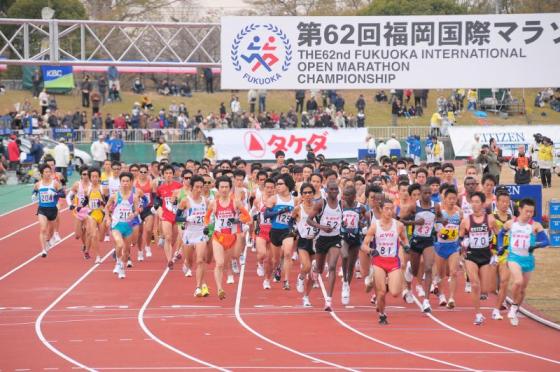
left=91, top=91, right=101, bottom=115
left=105, top=113, right=114, bottom=130
left=306, top=143, right=316, bottom=163
left=404, top=89, right=412, bottom=104
left=7, top=136, right=20, bottom=170
left=39, top=90, right=49, bottom=115
left=114, top=114, right=126, bottom=130
left=356, top=111, right=365, bottom=127
left=375, top=90, right=388, bottom=102
left=538, top=136, right=554, bottom=188
left=179, top=81, right=192, bottom=97
left=426, top=135, right=445, bottom=163
left=29, top=137, right=44, bottom=164
left=108, top=132, right=124, bottom=162
left=81, top=75, right=92, bottom=108
left=295, top=90, right=305, bottom=113
left=467, top=88, right=477, bottom=111
left=132, top=77, right=145, bottom=94
left=429, top=111, right=442, bottom=137
left=391, top=99, right=401, bottom=127
left=386, top=134, right=402, bottom=158
left=258, top=89, right=267, bottom=112
left=169, top=79, right=178, bottom=96
left=90, top=134, right=109, bottom=169
left=230, top=96, right=241, bottom=116
left=509, top=145, right=532, bottom=185
left=355, top=94, right=366, bottom=112
left=54, top=138, right=71, bottom=183
left=32, top=68, right=41, bottom=98
left=470, top=134, right=482, bottom=171
left=97, top=75, right=108, bottom=105
left=48, top=95, right=57, bottom=112
left=204, top=136, right=217, bottom=164
left=154, top=136, right=171, bottom=162
left=306, top=96, right=318, bottom=116
left=376, top=139, right=389, bottom=161
left=203, top=68, right=214, bottom=93
left=92, top=112, right=103, bottom=136
left=108, top=84, right=121, bottom=102
left=0, top=155, right=7, bottom=184
left=334, top=94, right=345, bottom=112
left=248, top=90, right=257, bottom=114
left=219, top=102, right=226, bottom=119
left=406, top=135, right=421, bottom=165
left=476, top=144, right=501, bottom=184
left=107, top=66, right=120, bottom=92
left=141, top=95, right=153, bottom=110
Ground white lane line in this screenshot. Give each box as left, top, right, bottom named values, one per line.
left=411, top=294, right=560, bottom=366
left=0, top=201, right=35, bottom=218
left=316, top=276, right=478, bottom=372
left=0, top=232, right=75, bottom=281
left=505, top=295, right=560, bottom=331
left=35, top=249, right=114, bottom=372
left=234, top=246, right=359, bottom=372
left=138, top=267, right=230, bottom=371
left=0, top=207, right=68, bottom=242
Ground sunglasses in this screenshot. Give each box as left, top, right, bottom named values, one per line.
left=184, top=177, right=191, bottom=181
left=411, top=171, right=417, bottom=174
left=139, top=171, right=148, bottom=174
left=81, top=173, right=88, bottom=176
left=204, top=181, right=212, bottom=185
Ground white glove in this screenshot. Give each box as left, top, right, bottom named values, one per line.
left=490, top=255, right=498, bottom=266
left=242, top=224, right=250, bottom=233
left=150, top=207, right=157, bottom=214
left=361, top=226, right=369, bottom=235
left=31, top=193, right=38, bottom=202
left=461, top=237, right=470, bottom=249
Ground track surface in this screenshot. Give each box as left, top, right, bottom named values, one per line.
left=1, top=203, right=559, bottom=371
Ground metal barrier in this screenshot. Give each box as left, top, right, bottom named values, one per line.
left=367, top=126, right=432, bottom=139
left=57, top=128, right=203, bottom=144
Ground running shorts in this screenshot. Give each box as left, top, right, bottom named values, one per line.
left=434, top=242, right=459, bottom=260
left=315, top=235, right=341, bottom=255
left=213, top=231, right=237, bottom=250
left=465, top=248, right=492, bottom=268
left=508, top=252, right=535, bottom=273
left=183, top=228, right=207, bottom=245
left=37, top=206, right=58, bottom=221
left=112, top=221, right=133, bottom=238
left=297, top=237, right=315, bottom=256
left=140, top=208, right=153, bottom=221
left=74, top=207, right=90, bottom=221
left=256, top=225, right=271, bottom=244
left=89, top=209, right=105, bottom=225
left=491, top=248, right=509, bottom=265
left=410, top=236, right=434, bottom=254
left=270, top=228, right=292, bottom=247
left=372, top=256, right=401, bottom=273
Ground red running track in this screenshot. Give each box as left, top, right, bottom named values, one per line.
left=1, top=206, right=560, bottom=371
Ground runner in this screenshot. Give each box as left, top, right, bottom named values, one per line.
left=340, top=185, right=369, bottom=305
left=254, top=177, right=275, bottom=289
left=401, top=183, right=440, bottom=313
left=135, top=164, right=154, bottom=260
left=83, top=167, right=106, bottom=264
left=66, top=166, right=91, bottom=257
left=175, top=169, right=193, bottom=276
left=434, top=186, right=462, bottom=309
left=106, top=172, right=141, bottom=279
left=205, top=176, right=251, bottom=300
left=265, top=173, right=296, bottom=290
left=362, top=198, right=408, bottom=325
left=154, top=165, right=182, bottom=269
left=459, top=191, right=497, bottom=325
left=293, top=182, right=318, bottom=306
left=497, top=198, right=549, bottom=326
left=490, top=188, right=513, bottom=320
left=307, top=180, right=343, bottom=311
left=176, top=175, right=210, bottom=297
left=232, top=169, right=249, bottom=278
left=33, top=164, right=64, bottom=258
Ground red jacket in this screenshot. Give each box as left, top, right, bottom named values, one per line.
left=7, top=141, right=19, bottom=162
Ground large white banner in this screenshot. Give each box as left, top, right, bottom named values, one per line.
left=203, top=128, right=368, bottom=160
left=448, top=125, right=560, bottom=157
left=221, top=14, right=560, bottom=89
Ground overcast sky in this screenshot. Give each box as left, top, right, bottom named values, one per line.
left=200, top=0, right=250, bottom=11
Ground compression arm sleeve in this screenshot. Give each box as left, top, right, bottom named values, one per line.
left=152, top=195, right=162, bottom=210
left=204, top=208, right=213, bottom=225
left=497, top=228, right=508, bottom=250
left=175, top=209, right=186, bottom=223
left=238, top=206, right=251, bottom=224
left=66, top=190, right=74, bottom=206
left=533, top=230, right=550, bottom=250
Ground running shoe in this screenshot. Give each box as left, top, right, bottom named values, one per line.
left=127, top=259, right=133, bottom=268
left=231, top=259, right=240, bottom=274
left=167, top=261, right=174, bottom=270
left=303, top=296, right=312, bottom=307
left=474, top=313, right=485, bottom=325
left=218, top=289, right=226, bottom=300
left=446, top=299, right=455, bottom=309
left=185, top=267, right=192, bottom=277
left=499, top=302, right=508, bottom=311
left=138, top=251, right=144, bottom=262
left=365, top=275, right=374, bottom=293
left=282, top=280, right=290, bottom=290
left=430, top=283, right=439, bottom=295
left=337, top=267, right=343, bottom=277
left=84, top=251, right=91, bottom=260
left=296, top=275, right=305, bottom=293
left=404, top=262, right=413, bottom=282
left=118, top=266, right=126, bottom=279
left=113, top=261, right=121, bottom=274
left=263, top=279, right=271, bottom=290
left=95, top=256, right=101, bottom=264
left=464, top=281, right=472, bottom=293
left=173, top=251, right=182, bottom=262
left=341, top=281, right=350, bottom=305
left=201, top=284, right=210, bottom=297
left=421, top=299, right=432, bottom=313
left=378, top=313, right=388, bottom=325
left=370, top=294, right=377, bottom=305
left=239, top=254, right=245, bottom=266
left=355, top=271, right=362, bottom=279
left=246, top=236, right=253, bottom=249
left=158, top=237, right=164, bottom=247
left=41, top=248, right=48, bottom=258
left=416, top=284, right=426, bottom=297
left=480, top=293, right=488, bottom=301
left=145, top=246, right=152, bottom=258
left=402, top=289, right=413, bottom=304
left=291, top=251, right=298, bottom=261
left=312, top=280, right=319, bottom=289
left=194, top=287, right=203, bottom=297
left=227, top=274, right=235, bottom=284
left=53, top=232, right=61, bottom=243
left=256, top=262, right=265, bottom=277
left=438, top=294, right=447, bottom=306
left=508, top=305, right=519, bottom=326
left=273, top=266, right=281, bottom=282
left=104, top=234, right=111, bottom=242
left=324, top=297, right=332, bottom=312
left=492, top=308, right=503, bottom=320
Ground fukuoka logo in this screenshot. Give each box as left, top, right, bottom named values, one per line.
left=231, top=24, right=292, bottom=85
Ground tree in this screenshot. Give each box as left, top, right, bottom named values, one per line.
left=358, top=0, right=468, bottom=16
left=0, top=0, right=17, bottom=17
left=6, top=0, right=87, bottom=19
left=82, top=0, right=194, bottom=21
